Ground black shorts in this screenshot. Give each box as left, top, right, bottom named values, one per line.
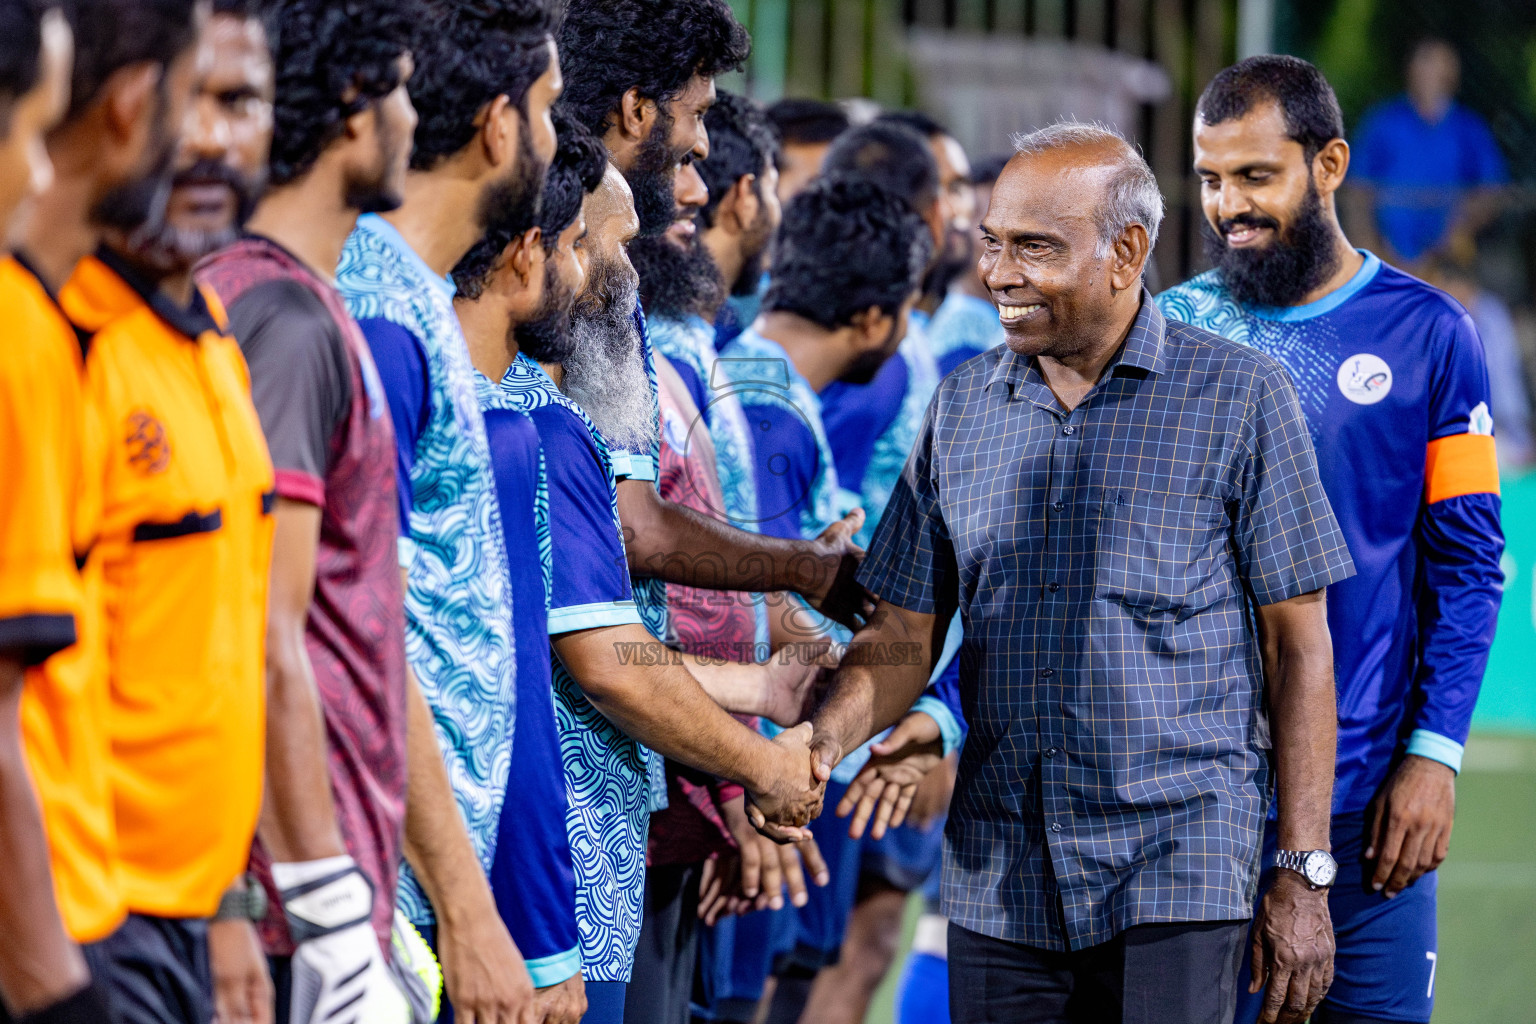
left=87, top=914, right=213, bottom=1024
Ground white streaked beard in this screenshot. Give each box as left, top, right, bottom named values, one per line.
left=560, top=252, right=659, bottom=455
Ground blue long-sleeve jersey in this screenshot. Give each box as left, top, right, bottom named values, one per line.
left=1158, top=252, right=1504, bottom=813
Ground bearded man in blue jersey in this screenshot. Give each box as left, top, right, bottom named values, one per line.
left=1156, top=56, right=1505, bottom=1024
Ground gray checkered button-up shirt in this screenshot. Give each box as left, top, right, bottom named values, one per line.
left=861, top=292, right=1354, bottom=951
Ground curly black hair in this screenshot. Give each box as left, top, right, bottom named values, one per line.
left=453, top=107, right=607, bottom=300
left=0, top=0, right=55, bottom=120
left=764, top=177, right=930, bottom=331
left=1197, top=55, right=1344, bottom=160
left=557, top=0, right=749, bottom=137
left=698, top=89, right=776, bottom=228
left=407, top=0, right=553, bottom=171
left=821, top=120, right=939, bottom=217
left=62, top=0, right=198, bottom=120
left=264, top=0, right=419, bottom=186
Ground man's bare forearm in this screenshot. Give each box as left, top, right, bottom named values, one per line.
left=810, top=601, right=936, bottom=768
left=259, top=503, right=346, bottom=863
left=0, top=658, right=90, bottom=1013
left=616, top=478, right=834, bottom=597
left=1258, top=590, right=1337, bottom=850
left=554, top=625, right=786, bottom=792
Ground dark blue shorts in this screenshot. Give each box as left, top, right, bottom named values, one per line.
left=1235, top=811, right=1438, bottom=1024
left=693, top=908, right=792, bottom=1021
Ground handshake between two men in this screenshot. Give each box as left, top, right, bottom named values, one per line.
left=742, top=598, right=952, bottom=848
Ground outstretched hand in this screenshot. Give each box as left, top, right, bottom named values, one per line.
left=805, top=510, right=875, bottom=631
left=838, top=712, right=945, bottom=840
left=745, top=723, right=827, bottom=843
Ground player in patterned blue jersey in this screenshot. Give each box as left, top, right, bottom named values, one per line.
left=442, top=108, right=616, bottom=1024
left=457, top=160, right=829, bottom=1024
left=339, top=11, right=566, bottom=1019
left=1156, top=57, right=1504, bottom=1024
left=557, top=0, right=873, bottom=694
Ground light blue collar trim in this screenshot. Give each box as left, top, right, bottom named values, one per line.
left=356, top=213, right=456, bottom=303
left=1248, top=250, right=1380, bottom=322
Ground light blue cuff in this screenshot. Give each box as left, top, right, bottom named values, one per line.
left=397, top=536, right=418, bottom=570
left=524, top=946, right=582, bottom=989
left=547, top=600, right=644, bottom=635
left=1406, top=729, right=1464, bottom=773
left=912, top=697, right=964, bottom=757
left=615, top=452, right=657, bottom=482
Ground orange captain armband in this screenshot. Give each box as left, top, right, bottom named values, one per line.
left=1424, top=432, right=1500, bottom=505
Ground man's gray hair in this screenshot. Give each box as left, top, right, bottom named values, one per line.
left=1010, top=121, right=1165, bottom=257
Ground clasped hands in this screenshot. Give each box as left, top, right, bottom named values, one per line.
left=744, top=710, right=946, bottom=844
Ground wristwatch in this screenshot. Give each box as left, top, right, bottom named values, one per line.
left=1275, top=849, right=1338, bottom=890
left=214, top=874, right=270, bottom=922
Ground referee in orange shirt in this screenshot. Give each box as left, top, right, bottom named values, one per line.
left=16, top=2, right=273, bottom=1022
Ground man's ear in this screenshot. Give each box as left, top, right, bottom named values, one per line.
left=1312, top=137, right=1350, bottom=201
left=504, top=227, right=543, bottom=289
left=849, top=304, right=893, bottom=350
left=1108, top=223, right=1150, bottom=293
left=101, top=62, right=163, bottom=148
left=719, top=174, right=759, bottom=234
left=481, top=94, right=517, bottom=170
left=616, top=86, right=657, bottom=144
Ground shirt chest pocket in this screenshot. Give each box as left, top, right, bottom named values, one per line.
left=1094, top=491, right=1232, bottom=616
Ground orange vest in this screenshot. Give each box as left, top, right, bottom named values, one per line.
left=63, top=251, right=274, bottom=918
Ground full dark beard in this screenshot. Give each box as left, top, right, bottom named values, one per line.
left=627, top=107, right=683, bottom=238
left=629, top=231, right=726, bottom=322
left=477, top=117, right=547, bottom=238
left=346, top=106, right=408, bottom=215
left=514, top=257, right=580, bottom=364
left=1203, top=181, right=1340, bottom=308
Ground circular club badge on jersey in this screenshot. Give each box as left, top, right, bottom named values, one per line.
left=1337, top=353, right=1393, bottom=405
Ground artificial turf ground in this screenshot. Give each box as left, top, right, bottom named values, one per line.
left=864, top=730, right=1536, bottom=1024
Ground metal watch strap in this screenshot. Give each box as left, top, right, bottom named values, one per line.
left=214, top=875, right=269, bottom=921
left=1275, top=849, right=1333, bottom=890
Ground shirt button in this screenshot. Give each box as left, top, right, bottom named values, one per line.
left=1050, top=822, right=1063, bottom=833
left=1044, top=747, right=1058, bottom=758
left=1040, top=668, right=1055, bottom=678
left=1052, top=501, right=1065, bottom=512
left=1062, top=425, right=1077, bottom=436
left=1046, top=582, right=1061, bottom=592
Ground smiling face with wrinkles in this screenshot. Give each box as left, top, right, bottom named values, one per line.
left=979, top=141, right=1146, bottom=361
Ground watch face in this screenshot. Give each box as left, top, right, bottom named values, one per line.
left=1304, top=850, right=1337, bottom=887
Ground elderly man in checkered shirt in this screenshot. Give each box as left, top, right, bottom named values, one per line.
left=754, top=122, right=1357, bottom=1024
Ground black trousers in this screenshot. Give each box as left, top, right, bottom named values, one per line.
left=624, top=863, right=703, bottom=1024
left=948, top=919, right=1246, bottom=1024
